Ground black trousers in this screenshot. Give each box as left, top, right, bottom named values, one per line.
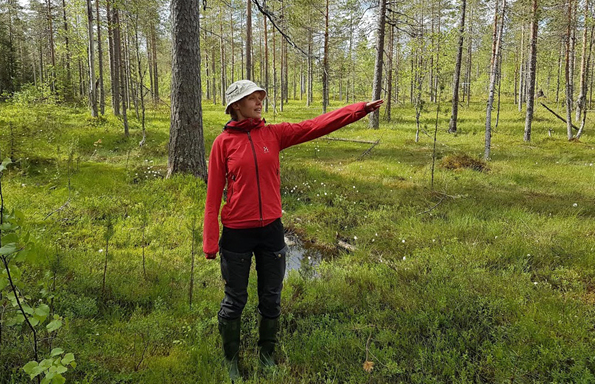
left=218, top=218, right=287, bottom=320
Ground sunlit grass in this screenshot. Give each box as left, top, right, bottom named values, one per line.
left=1, top=96, right=595, bottom=383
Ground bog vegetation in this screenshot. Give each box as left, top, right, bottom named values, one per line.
left=1, top=95, right=595, bottom=383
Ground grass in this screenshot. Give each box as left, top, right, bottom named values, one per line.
left=1, top=96, right=595, bottom=383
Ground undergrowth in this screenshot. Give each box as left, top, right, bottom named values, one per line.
left=1, top=98, right=595, bottom=383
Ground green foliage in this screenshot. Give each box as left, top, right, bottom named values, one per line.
left=1, top=99, right=595, bottom=383
left=22, top=349, right=76, bottom=384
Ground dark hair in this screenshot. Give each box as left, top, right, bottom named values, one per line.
left=229, top=106, right=239, bottom=121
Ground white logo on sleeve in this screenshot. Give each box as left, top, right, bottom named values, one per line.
left=263, top=146, right=269, bottom=153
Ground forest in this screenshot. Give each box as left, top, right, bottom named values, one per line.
left=1, top=0, right=595, bottom=382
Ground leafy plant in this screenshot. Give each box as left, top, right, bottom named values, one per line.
left=0, top=157, right=76, bottom=383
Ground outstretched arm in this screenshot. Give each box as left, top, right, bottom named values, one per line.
left=271, top=100, right=384, bottom=150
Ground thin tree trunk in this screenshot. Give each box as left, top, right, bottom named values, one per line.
left=485, top=0, right=506, bottom=159
left=96, top=0, right=105, bottom=115
left=576, top=0, right=590, bottom=122
left=448, top=0, right=467, bottom=133
left=518, top=24, right=525, bottom=112
left=386, top=23, right=394, bottom=122
left=46, top=0, right=57, bottom=93
left=219, top=4, right=226, bottom=106
left=369, top=0, right=386, bottom=128
left=134, top=15, right=146, bottom=147
left=264, top=13, right=269, bottom=112
left=322, top=0, right=330, bottom=113
left=246, top=0, right=252, bottom=80
left=107, top=0, right=120, bottom=115
left=61, top=0, right=72, bottom=99
left=151, top=25, right=159, bottom=102
left=566, top=0, right=576, bottom=140
left=86, top=0, right=98, bottom=117
left=524, top=0, right=539, bottom=142
left=577, top=23, right=595, bottom=139
left=556, top=42, right=563, bottom=104
left=113, top=7, right=128, bottom=134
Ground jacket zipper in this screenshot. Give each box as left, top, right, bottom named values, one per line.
left=247, top=131, right=264, bottom=223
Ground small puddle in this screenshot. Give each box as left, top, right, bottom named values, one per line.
left=284, top=234, right=324, bottom=279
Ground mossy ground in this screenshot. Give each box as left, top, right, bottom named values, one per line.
left=1, top=97, right=595, bottom=383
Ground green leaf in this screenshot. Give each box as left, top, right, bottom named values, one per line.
left=0, top=243, right=17, bottom=255
left=22, top=304, right=34, bottom=315
left=47, top=319, right=62, bottom=333
left=1, top=233, right=18, bottom=244
left=61, top=353, right=75, bottom=366
left=23, top=361, right=38, bottom=375
left=29, top=317, right=40, bottom=327
left=0, top=276, right=8, bottom=290
left=34, top=304, right=50, bottom=322
left=39, top=359, right=53, bottom=370
left=6, top=313, right=25, bottom=326
left=70, top=362, right=77, bottom=369
left=50, top=348, right=64, bottom=357
left=52, top=373, right=66, bottom=384
left=30, top=364, right=46, bottom=379
left=0, top=158, right=12, bottom=172
left=55, top=366, right=67, bottom=374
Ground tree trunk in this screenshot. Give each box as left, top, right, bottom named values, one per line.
left=566, top=0, right=576, bottom=140
left=168, top=0, right=207, bottom=181
left=246, top=0, right=252, bottom=80
left=518, top=24, right=525, bottom=112
left=322, top=0, right=330, bottom=113
left=386, top=23, right=394, bottom=122
left=61, top=0, right=72, bottom=99
left=96, top=0, right=105, bottom=115
left=307, top=26, right=313, bottom=107
left=107, top=0, right=120, bottom=115
left=448, top=0, right=467, bottom=133
left=576, top=0, right=590, bottom=122
left=219, top=4, right=226, bottom=106
left=369, top=0, right=387, bottom=129
left=86, top=0, right=98, bottom=117
left=524, top=0, right=539, bottom=142
left=151, top=24, right=159, bottom=103
left=485, top=0, right=506, bottom=159
left=264, top=12, right=269, bottom=112
left=113, top=7, right=128, bottom=134
left=577, top=22, right=594, bottom=139
left=46, top=0, right=56, bottom=93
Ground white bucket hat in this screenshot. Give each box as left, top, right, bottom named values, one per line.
left=225, top=80, right=267, bottom=114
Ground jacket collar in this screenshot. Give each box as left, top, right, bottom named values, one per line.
left=224, top=118, right=266, bottom=132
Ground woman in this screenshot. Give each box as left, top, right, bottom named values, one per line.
left=203, top=79, right=383, bottom=380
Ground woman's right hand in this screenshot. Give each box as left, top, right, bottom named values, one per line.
left=365, top=99, right=384, bottom=113
left=205, top=253, right=217, bottom=260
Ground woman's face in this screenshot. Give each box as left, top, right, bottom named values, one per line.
left=232, top=91, right=264, bottom=121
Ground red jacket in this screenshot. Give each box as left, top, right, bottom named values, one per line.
left=203, top=102, right=369, bottom=256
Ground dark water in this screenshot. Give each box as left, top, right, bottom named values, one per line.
left=284, top=234, right=324, bottom=279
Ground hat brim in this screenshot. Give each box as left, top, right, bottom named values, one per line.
left=225, top=88, right=267, bottom=114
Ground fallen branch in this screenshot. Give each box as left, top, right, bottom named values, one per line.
left=357, top=139, right=381, bottom=161
left=338, top=240, right=356, bottom=252
left=539, top=102, right=579, bottom=131
left=44, top=198, right=71, bottom=220
left=323, top=137, right=379, bottom=144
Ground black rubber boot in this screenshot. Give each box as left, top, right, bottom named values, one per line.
left=218, top=316, right=241, bottom=382
left=258, top=315, right=279, bottom=368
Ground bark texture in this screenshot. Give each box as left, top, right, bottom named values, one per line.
left=168, top=0, right=207, bottom=181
